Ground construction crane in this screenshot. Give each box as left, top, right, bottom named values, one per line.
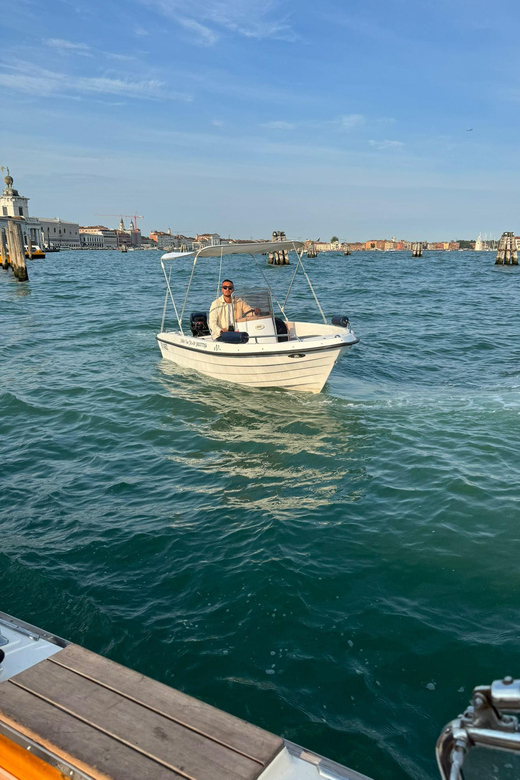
left=97, top=213, right=144, bottom=233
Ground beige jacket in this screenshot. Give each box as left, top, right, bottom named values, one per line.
left=208, top=295, right=251, bottom=339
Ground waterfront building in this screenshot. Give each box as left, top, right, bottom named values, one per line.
left=79, top=230, right=104, bottom=249
left=365, top=240, right=386, bottom=250
left=174, top=235, right=194, bottom=250
left=196, top=233, right=220, bottom=246
left=425, top=242, right=460, bottom=251
left=116, top=218, right=141, bottom=248
left=0, top=170, right=44, bottom=248
left=150, top=229, right=175, bottom=249
left=39, top=218, right=81, bottom=249
left=79, top=226, right=118, bottom=249
left=192, top=233, right=221, bottom=250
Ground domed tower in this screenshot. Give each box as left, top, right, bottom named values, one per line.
left=3, top=168, right=18, bottom=195
left=0, top=168, right=29, bottom=219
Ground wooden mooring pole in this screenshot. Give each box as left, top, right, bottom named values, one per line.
left=0, top=227, right=7, bottom=270
left=6, top=219, right=29, bottom=281
left=412, top=242, right=423, bottom=257
left=307, top=242, right=317, bottom=258
left=268, top=230, right=289, bottom=265
left=495, top=231, right=518, bottom=265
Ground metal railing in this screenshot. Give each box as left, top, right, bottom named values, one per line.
left=437, top=678, right=520, bottom=780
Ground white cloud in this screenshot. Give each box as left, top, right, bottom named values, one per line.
left=341, top=113, right=365, bottom=129
left=104, top=53, right=138, bottom=62
left=368, top=139, right=405, bottom=149
left=0, top=60, right=192, bottom=102
left=46, top=38, right=92, bottom=56
left=176, top=16, right=219, bottom=45
left=211, top=119, right=224, bottom=126
left=140, top=0, right=297, bottom=45
left=46, top=38, right=139, bottom=63
left=262, top=120, right=295, bottom=130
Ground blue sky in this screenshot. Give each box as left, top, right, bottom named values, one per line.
left=2, top=0, right=520, bottom=240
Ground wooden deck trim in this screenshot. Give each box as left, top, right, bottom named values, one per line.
left=47, top=644, right=283, bottom=769
left=0, top=643, right=284, bottom=780
left=0, top=685, right=183, bottom=780
left=9, top=680, right=198, bottom=780
left=48, top=655, right=263, bottom=765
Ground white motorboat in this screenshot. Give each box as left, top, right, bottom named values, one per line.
left=157, top=240, right=359, bottom=393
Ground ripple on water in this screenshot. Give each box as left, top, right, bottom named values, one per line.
left=1, top=251, right=520, bottom=779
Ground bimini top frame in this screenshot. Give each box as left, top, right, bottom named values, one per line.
left=159, top=240, right=328, bottom=335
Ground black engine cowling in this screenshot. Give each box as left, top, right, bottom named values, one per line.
left=190, top=312, right=210, bottom=337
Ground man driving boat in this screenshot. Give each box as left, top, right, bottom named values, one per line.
left=209, top=280, right=260, bottom=340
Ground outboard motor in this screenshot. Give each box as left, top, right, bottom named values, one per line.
left=190, top=312, right=210, bottom=337
left=331, top=315, right=350, bottom=328
left=219, top=331, right=249, bottom=344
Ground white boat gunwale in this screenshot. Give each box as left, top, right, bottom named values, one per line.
left=156, top=332, right=359, bottom=359
left=0, top=611, right=67, bottom=649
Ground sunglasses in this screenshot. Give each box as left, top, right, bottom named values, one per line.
left=222, top=285, right=234, bottom=290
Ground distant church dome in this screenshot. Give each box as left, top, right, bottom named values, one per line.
left=3, top=167, right=19, bottom=195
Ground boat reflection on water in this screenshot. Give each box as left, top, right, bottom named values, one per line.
left=156, top=359, right=367, bottom=519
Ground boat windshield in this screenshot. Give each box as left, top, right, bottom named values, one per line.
left=232, top=287, right=273, bottom=320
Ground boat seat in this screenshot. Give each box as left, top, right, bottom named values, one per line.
left=0, top=643, right=284, bottom=780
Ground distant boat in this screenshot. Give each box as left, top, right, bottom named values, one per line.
left=121, top=244, right=128, bottom=253
left=24, top=245, right=45, bottom=259
left=474, top=233, right=494, bottom=251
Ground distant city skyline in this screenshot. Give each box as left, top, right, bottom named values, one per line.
left=2, top=0, right=520, bottom=240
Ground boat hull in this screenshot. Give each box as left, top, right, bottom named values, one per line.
left=157, top=327, right=357, bottom=393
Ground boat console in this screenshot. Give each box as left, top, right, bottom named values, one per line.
left=234, top=287, right=278, bottom=344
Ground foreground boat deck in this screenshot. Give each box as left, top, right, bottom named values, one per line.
left=0, top=643, right=283, bottom=780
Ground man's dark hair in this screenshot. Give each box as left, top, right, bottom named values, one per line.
left=222, top=279, right=234, bottom=286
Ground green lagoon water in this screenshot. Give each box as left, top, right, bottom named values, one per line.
left=1, top=249, right=519, bottom=779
